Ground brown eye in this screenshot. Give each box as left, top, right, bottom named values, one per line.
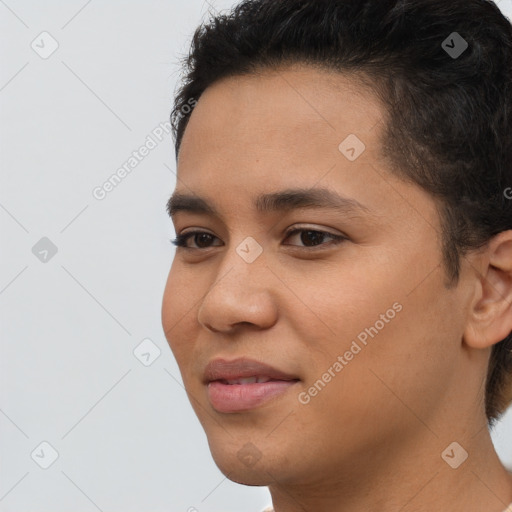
left=171, top=231, right=222, bottom=249
left=194, top=233, right=216, bottom=248
left=283, top=228, right=347, bottom=248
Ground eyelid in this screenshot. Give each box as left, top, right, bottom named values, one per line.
left=284, top=224, right=347, bottom=239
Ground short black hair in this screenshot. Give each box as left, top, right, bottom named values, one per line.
left=170, top=0, right=512, bottom=426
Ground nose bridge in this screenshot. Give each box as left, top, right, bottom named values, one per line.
left=197, top=236, right=278, bottom=332
left=213, top=232, right=269, bottom=288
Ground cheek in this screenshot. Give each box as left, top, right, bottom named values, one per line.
left=161, top=264, right=198, bottom=359
left=297, top=261, right=405, bottom=351
left=292, top=258, right=458, bottom=423
left=342, top=284, right=458, bottom=428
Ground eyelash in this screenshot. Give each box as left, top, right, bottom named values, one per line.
left=170, top=227, right=347, bottom=251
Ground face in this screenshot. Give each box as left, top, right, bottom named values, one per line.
left=161, top=64, right=475, bottom=488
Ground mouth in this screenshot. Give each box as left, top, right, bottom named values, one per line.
left=207, top=379, right=300, bottom=413
left=203, top=358, right=301, bottom=413
left=217, top=376, right=290, bottom=385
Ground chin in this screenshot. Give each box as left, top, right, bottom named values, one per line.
left=223, top=467, right=274, bottom=487
left=208, top=441, right=283, bottom=487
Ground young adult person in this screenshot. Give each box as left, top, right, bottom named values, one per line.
left=162, top=1, right=512, bottom=510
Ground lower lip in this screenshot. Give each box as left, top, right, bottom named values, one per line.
left=207, top=380, right=299, bottom=413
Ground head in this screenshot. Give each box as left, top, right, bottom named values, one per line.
left=162, top=0, right=512, bottom=489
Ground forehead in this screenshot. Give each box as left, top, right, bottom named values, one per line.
left=177, top=64, right=387, bottom=189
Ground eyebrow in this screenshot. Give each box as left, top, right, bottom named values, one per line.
left=166, top=187, right=371, bottom=220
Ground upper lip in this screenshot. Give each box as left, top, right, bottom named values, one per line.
left=203, top=357, right=300, bottom=383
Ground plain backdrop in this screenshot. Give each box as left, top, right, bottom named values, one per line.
left=1, top=1, right=511, bottom=511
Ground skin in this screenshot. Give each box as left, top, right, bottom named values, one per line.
left=161, top=63, right=512, bottom=512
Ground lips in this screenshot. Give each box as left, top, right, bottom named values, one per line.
left=221, top=376, right=274, bottom=385
left=203, top=357, right=301, bottom=413
left=203, top=357, right=300, bottom=384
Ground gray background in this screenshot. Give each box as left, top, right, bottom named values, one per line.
left=1, top=1, right=511, bottom=511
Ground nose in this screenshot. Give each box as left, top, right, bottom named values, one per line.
left=197, top=251, right=279, bottom=334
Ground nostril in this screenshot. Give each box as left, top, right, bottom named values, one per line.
left=204, top=322, right=220, bottom=333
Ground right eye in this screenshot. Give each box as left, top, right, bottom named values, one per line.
left=171, top=231, right=223, bottom=250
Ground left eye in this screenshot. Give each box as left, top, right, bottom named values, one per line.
left=171, top=228, right=347, bottom=250
left=282, top=228, right=347, bottom=248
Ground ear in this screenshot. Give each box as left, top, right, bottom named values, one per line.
left=463, top=230, right=512, bottom=349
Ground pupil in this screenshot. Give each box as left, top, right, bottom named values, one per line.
left=196, top=233, right=212, bottom=248
left=301, top=231, right=323, bottom=246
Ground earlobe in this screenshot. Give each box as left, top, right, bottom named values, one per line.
left=463, top=230, right=512, bottom=350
